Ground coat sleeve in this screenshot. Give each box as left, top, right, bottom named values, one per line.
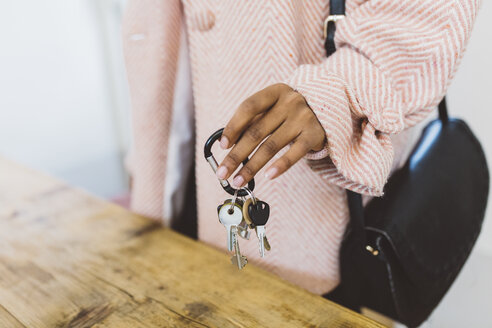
left=286, top=0, right=481, bottom=196
left=122, top=0, right=182, bottom=219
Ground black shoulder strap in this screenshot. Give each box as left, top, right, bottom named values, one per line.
left=438, top=97, right=449, bottom=122
left=324, top=0, right=345, bottom=57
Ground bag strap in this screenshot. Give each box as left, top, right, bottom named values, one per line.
left=325, top=0, right=449, bottom=247
left=439, top=96, right=449, bottom=122
left=324, top=0, right=345, bottom=57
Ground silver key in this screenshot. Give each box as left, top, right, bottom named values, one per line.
left=263, top=235, right=271, bottom=251
left=246, top=195, right=270, bottom=258
left=218, top=201, right=243, bottom=252
left=237, top=220, right=251, bottom=240
left=255, top=225, right=267, bottom=257
left=230, top=226, right=247, bottom=269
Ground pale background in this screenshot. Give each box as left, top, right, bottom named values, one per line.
left=0, top=1, right=490, bottom=326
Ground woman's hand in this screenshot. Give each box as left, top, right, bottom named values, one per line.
left=216, top=83, right=326, bottom=188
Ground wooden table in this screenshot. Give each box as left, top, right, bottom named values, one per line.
left=0, top=158, right=384, bottom=327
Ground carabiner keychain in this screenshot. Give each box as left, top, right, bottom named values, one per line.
left=204, top=128, right=255, bottom=197
left=206, top=128, right=271, bottom=265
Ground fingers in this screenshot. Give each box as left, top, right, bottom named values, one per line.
left=230, top=123, right=300, bottom=187
left=220, top=84, right=287, bottom=149
left=216, top=83, right=326, bottom=187
left=263, top=135, right=313, bottom=180
left=216, top=108, right=284, bottom=182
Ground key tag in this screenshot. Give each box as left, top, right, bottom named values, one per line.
left=248, top=201, right=270, bottom=227
left=204, top=128, right=255, bottom=197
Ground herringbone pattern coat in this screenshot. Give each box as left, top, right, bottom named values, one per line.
left=122, top=0, right=480, bottom=294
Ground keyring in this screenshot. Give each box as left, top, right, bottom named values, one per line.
left=241, top=187, right=257, bottom=205
left=204, top=128, right=255, bottom=197
left=229, top=189, right=239, bottom=213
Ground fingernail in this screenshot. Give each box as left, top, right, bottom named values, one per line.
left=216, top=166, right=228, bottom=179
left=265, top=167, right=278, bottom=180
left=232, top=175, right=244, bottom=188
left=220, top=136, right=229, bottom=149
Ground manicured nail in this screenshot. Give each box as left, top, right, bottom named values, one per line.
left=216, top=166, right=228, bottom=179
left=220, top=136, right=229, bottom=149
left=232, top=175, right=244, bottom=188
left=265, top=167, right=278, bottom=180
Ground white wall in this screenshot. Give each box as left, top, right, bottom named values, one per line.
left=0, top=0, right=130, bottom=198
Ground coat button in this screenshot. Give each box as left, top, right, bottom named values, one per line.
left=189, top=9, right=215, bottom=31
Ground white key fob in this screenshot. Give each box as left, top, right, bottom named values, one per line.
left=218, top=202, right=243, bottom=252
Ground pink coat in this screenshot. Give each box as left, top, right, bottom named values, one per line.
left=122, top=0, right=480, bottom=294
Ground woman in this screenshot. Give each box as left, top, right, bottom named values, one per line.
left=122, top=0, right=479, bottom=294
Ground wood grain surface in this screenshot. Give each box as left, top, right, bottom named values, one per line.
left=0, top=158, right=385, bottom=327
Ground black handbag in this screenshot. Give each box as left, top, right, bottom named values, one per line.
left=322, top=0, right=490, bottom=327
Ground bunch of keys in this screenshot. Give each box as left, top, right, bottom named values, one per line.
left=217, top=188, right=271, bottom=269
left=241, top=187, right=271, bottom=257
left=205, top=128, right=272, bottom=270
